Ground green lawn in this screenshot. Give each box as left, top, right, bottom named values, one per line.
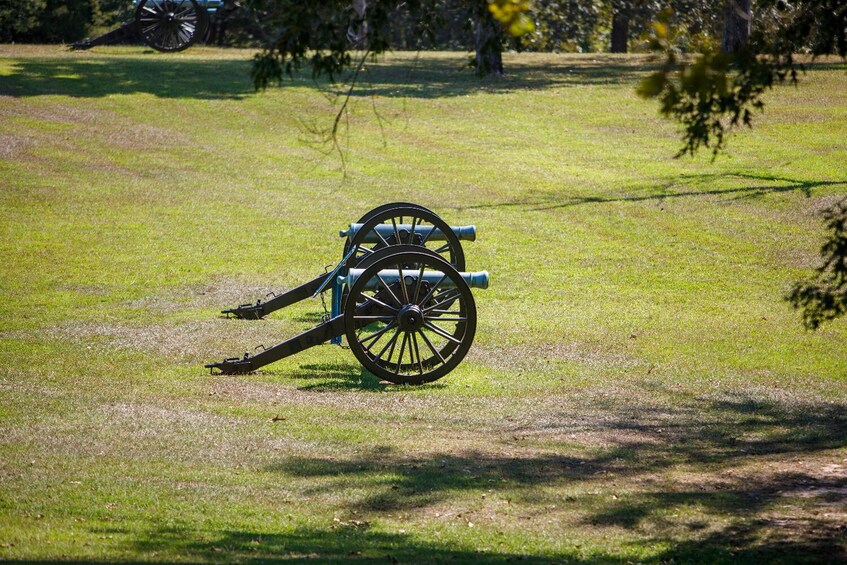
left=0, top=45, right=845, bottom=563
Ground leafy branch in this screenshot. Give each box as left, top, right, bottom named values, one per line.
left=637, top=1, right=847, bottom=158
left=636, top=9, right=795, bottom=158
left=787, top=199, right=847, bottom=330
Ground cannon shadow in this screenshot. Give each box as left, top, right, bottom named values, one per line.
left=290, top=362, right=449, bottom=392
left=294, top=362, right=386, bottom=392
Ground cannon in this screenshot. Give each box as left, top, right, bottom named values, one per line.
left=206, top=205, right=488, bottom=385
left=207, top=245, right=488, bottom=384
left=221, top=203, right=476, bottom=324
left=73, top=0, right=240, bottom=53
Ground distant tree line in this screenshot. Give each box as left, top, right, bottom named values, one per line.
left=0, top=0, right=132, bottom=43
left=1, top=0, right=734, bottom=54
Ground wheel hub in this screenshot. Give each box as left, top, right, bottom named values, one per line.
left=165, top=11, right=176, bottom=22
left=397, top=304, right=424, bottom=332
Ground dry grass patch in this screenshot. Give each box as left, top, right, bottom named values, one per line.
left=468, top=342, right=646, bottom=373
left=42, top=320, right=281, bottom=361
left=0, top=133, right=35, bottom=159
left=124, top=280, right=287, bottom=313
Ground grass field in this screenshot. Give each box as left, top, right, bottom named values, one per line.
left=1, top=45, right=846, bottom=563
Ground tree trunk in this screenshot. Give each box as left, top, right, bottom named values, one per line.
left=721, top=0, right=750, bottom=53
left=474, top=10, right=504, bottom=76
left=610, top=12, right=628, bottom=53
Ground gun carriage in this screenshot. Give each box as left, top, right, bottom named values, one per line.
left=207, top=203, right=488, bottom=385
left=74, top=0, right=240, bottom=53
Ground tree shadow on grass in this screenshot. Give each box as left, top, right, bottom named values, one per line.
left=588, top=473, right=847, bottom=563
left=349, top=55, right=653, bottom=99
left=11, top=388, right=844, bottom=563
left=60, top=525, right=625, bottom=564
left=461, top=173, right=846, bottom=212
left=4, top=52, right=843, bottom=105
left=0, top=57, right=256, bottom=99
left=14, top=516, right=846, bottom=564
left=258, top=388, right=847, bottom=561
left=1, top=53, right=654, bottom=100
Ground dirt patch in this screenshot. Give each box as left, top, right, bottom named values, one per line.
left=208, top=377, right=519, bottom=414
left=30, top=103, right=193, bottom=152
left=125, top=280, right=282, bottom=313
left=807, top=193, right=847, bottom=216
left=0, top=100, right=196, bottom=164
left=204, top=378, right=702, bottom=455
left=99, top=120, right=193, bottom=152
left=703, top=385, right=845, bottom=408
left=0, top=134, right=35, bottom=160
left=51, top=283, right=113, bottom=296
left=22, top=103, right=102, bottom=126
left=1, top=398, right=320, bottom=466
left=45, top=319, right=285, bottom=361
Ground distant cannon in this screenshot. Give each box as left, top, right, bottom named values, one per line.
left=207, top=204, right=488, bottom=384
left=73, top=0, right=240, bottom=53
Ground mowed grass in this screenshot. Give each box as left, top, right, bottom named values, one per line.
left=0, top=45, right=846, bottom=563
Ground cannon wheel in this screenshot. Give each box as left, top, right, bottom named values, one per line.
left=136, top=0, right=207, bottom=53
left=343, top=205, right=466, bottom=273
left=344, top=249, right=476, bottom=385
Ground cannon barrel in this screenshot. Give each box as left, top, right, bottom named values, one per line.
left=339, top=224, right=476, bottom=243
left=339, top=269, right=489, bottom=290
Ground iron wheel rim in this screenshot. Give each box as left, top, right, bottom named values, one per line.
left=136, top=0, right=205, bottom=52
left=344, top=250, right=476, bottom=385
